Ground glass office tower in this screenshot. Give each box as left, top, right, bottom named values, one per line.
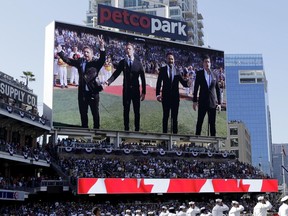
left=225, top=54, right=272, bottom=175
left=272, top=144, right=288, bottom=185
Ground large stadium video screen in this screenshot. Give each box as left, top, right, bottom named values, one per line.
left=49, top=21, right=226, bottom=136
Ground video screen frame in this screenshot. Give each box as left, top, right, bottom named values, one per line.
left=44, top=21, right=226, bottom=136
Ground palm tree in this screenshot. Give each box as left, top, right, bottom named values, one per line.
left=21, top=71, right=35, bottom=87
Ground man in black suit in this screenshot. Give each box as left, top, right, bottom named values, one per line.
left=106, top=43, right=146, bottom=131
left=156, top=52, right=189, bottom=134
left=56, top=35, right=106, bottom=129
left=193, top=54, right=221, bottom=136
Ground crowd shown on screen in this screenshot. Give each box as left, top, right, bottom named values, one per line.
left=53, top=28, right=225, bottom=91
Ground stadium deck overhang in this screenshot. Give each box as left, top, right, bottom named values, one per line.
left=0, top=111, right=51, bottom=137
left=50, top=126, right=226, bottom=149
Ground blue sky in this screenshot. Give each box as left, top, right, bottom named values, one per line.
left=0, top=0, right=287, bottom=143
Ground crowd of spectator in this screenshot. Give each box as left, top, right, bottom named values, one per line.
left=0, top=133, right=274, bottom=216
left=46, top=137, right=268, bottom=181
left=0, top=139, right=51, bottom=162
left=55, top=139, right=238, bottom=170
left=56, top=138, right=228, bottom=155
left=54, top=27, right=224, bottom=78
left=58, top=155, right=268, bottom=183
left=56, top=138, right=113, bottom=149
left=0, top=173, right=61, bottom=192
left=0, top=194, right=281, bottom=216
left=0, top=139, right=62, bottom=192
left=0, top=99, right=49, bottom=126
left=0, top=136, right=270, bottom=189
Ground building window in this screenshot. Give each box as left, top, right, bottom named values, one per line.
left=245, top=140, right=249, bottom=148
left=87, top=16, right=94, bottom=24
left=239, top=70, right=265, bottom=84
left=230, top=128, right=238, bottom=135
left=230, top=138, right=238, bottom=147
left=231, top=150, right=239, bottom=158
left=146, top=11, right=156, bottom=16
left=101, top=1, right=112, bottom=5
left=240, top=78, right=256, bottom=83
left=257, top=78, right=264, bottom=83
left=245, top=129, right=249, bottom=138
left=170, top=9, right=180, bottom=16
left=124, top=0, right=137, bottom=7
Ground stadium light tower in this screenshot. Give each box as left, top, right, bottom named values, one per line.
left=143, top=0, right=169, bottom=18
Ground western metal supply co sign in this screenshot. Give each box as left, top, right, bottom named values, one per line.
left=98, top=4, right=188, bottom=41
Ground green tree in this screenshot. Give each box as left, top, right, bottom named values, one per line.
left=21, top=71, right=35, bottom=87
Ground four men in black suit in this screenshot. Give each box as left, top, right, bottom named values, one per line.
left=193, top=54, right=221, bottom=136
left=57, top=39, right=221, bottom=135
left=156, top=53, right=189, bottom=134
left=106, top=43, right=146, bottom=131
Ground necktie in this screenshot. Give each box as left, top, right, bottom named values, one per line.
left=82, top=60, right=86, bottom=72
left=207, top=69, right=211, bottom=86
left=82, top=60, right=89, bottom=91
left=169, top=65, right=173, bottom=83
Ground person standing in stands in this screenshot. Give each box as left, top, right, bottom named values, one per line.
left=212, top=199, right=229, bottom=216
left=156, top=52, right=189, bottom=134
left=105, top=43, right=146, bottom=131
left=278, top=196, right=288, bottom=216
left=253, top=196, right=272, bottom=216
left=91, top=207, right=101, bottom=216
left=68, top=46, right=81, bottom=86
left=159, top=206, right=169, bottom=216
left=56, top=46, right=68, bottom=89
left=229, top=201, right=244, bottom=216
left=199, top=207, right=212, bottom=216
left=193, top=54, right=221, bottom=136
left=186, top=201, right=200, bottom=216
left=57, top=35, right=105, bottom=129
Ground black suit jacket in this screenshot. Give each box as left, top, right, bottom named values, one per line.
left=156, top=65, right=188, bottom=102
left=57, top=50, right=106, bottom=95
left=107, top=57, right=146, bottom=95
left=192, top=69, right=221, bottom=108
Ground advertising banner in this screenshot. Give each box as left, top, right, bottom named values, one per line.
left=98, top=4, right=188, bottom=41
left=78, top=178, right=278, bottom=194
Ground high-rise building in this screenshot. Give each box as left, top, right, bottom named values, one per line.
left=272, top=144, right=288, bottom=186
left=223, top=120, right=252, bottom=165
left=86, top=0, right=204, bottom=46
left=225, top=54, right=273, bottom=175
